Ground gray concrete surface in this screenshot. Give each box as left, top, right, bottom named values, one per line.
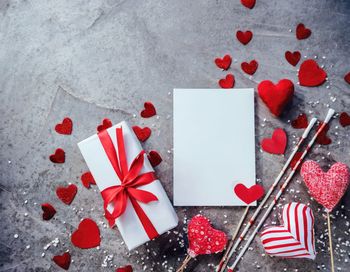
left=0, top=0, right=350, bottom=271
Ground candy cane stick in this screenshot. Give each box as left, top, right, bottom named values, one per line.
left=227, top=108, right=335, bottom=271
left=216, top=117, right=317, bottom=272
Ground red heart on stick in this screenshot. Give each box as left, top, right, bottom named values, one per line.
left=97, top=118, right=113, bottom=132
left=49, top=148, right=65, bottom=163
left=344, top=72, right=350, bottom=84
left=285, top=51, right=301, bottom=66
left=261, top=128, right=287, bottom=155
left=234, top=184, right=265, bottom=204
left=298, top=59, right=327, bottom=87
left=241, top=0, right=255, bottom=9
left=53, top=252, right=71, bottom=270
left=340, top=112, right=350, bottom=127
left=71, top=218, right=101, bottom=249
left=55, top=117, right=73, bottom=135
left=141, top=102, right=156, bottom=118
left=215, top=55, right=232, bottom=70
left=291, top=113, right=308, bottom=129
left=132, top=126, right=152, bottom=142
left=219, top=74, right=235, bottom=88
left=236, top=30, right=253, bottom=45
left=147, top=150, right=162, bottom=167
left=56, top=184, right=77, bottom=205
left=241, top=60, right=258, bottom=75
left=41, top=203, right=56, bottom=220
left=116, top=265, right=133, bottom=272
left=296, top=23, right=311, bottom=40
left=81, top=172, right=96, bottom=188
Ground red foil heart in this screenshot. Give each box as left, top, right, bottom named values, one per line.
left=261, top=128, right=287, bottom=155
left=71, top=218, right=101, bottom=249
left=285, top=51, right=301, bottom=66
left=296, top=23, right=311, bottom=40
left=339, top=112, right=350, bottom=127
left=141, top=102, right=156, bottom=118
left=241, top=60, right=258, bottom=75
left=55, top=117, right=73, bottom=135
left=116, top=265, right=133, bottom=272
left=234, top=184, right=264, bottom=204
left=290, top=151, right=303, bottom=170
left=56, top=184, right=77, bottom=205
left=49, top=148, right=65, bottom=163
left=97, top=118, right=113, bottom=132
left=132, top=126, right=152, bottom=142
left=53, top=252, right=71, bottom=270
left=236, top=30, right=253, bottom=45
left=147, top=150, right=162, bottom=167
left=316, top=123, right=331, bottom=145
left=291, top=113, right=308, bottom=129
left=215, top=55, right=232, bottom=70
left=218, top=74, right=235, bottom=88
left=344, top=72, right=350, bottom=85
left=298, top=59, right=327, bottom=87
left=41, top=203, right=56, bottom=220
left=240, top=0, right=255, bottom=9
left=81, top=171, right=96, bottom=188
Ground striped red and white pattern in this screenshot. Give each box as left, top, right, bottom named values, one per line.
left=260, top=202, right=316, bottom=259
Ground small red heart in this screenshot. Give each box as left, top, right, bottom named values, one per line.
left=234, top=184, right=264, bottom=204
left=132, top=126, right=151, bottom=142
left=285, top=51, right=301, bottom=66
left=344, top=72, right=350, bottom=84
left=147, top=150, right=162, bottom=167
left=49, top=148, right=65, bottom=163
left=296, top=23, right=311, bottom=40
left=261, top=128, right=287, bottom=155
left=241, top=0, right=255, bottom=9
left=298, top=59, right=327, bottom=87
left=340, top=112, right=350, bottom=127
left=55, top=117, right=73, bottom=135
left=236, top=30, right=253, bottom=45
left=97, top=118, right=113, bottom=132
left=71, top=218, right=101, bottom=249
left=316, top=123, right=331, bottom=145
left=215, top=54, right=232, bottom=70
left=241, top=60, right=258, bottom=75
left=41, top=203, right=56, bottom=220
left=53, top=252, right=71, bottom=270
left=116, top=265, right=133, bottom=272
left=81, top=172, right=96, bottom=188
left=291, top=113, right=308, bottom=129
left=219, top=74, right=235, bottom=88
left=56, top=184, right=77, bottom=205
left=141, top=102, right=156, bottom=118
left=290, top=151, right=303, bottom=170
left=257, top=79, right=294, bottom=117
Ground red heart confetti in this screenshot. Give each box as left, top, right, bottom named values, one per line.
left=97, top=118, right=113, bottom=132
left=316, top=122, right=331, bottom=145
left=53, top=252, right=71, bottom=270
left=116, top=265, right=133, bottom=272
left=141, top=102, right=156, bottom=118
left=219, top=74, right=235, bottom=88
left=285, top=51, right=301, bottom=66
left=339, top=112, right=350, bottom=127
left=71, top=218, right=101, bottom=249
left=261, top=128, right=287, bottom=155
left=344, top=72, right=350, bottom=84
left=240, top=0, right=255, bottom=9
left=298, top=59, right=327, bottom=87
left=290, top=151, right=303, bottom=170
left=132, top=126, right=152, bottom=142
left=296, top=23, right=311, bottom=40
left=236, top=30, right=253, bottom=45
left=234, top=183, right=264, bottom=204
left=81, top=171, right=96, bottom=188
left=147, top=150, right=162, bottom=167
left=41, top=203, right=56, bottom=220
left=49, top=148, right=65, bottom=163
left=55, top=117, right=73, bottom=135
left=56, top=184, right=77, bottom=205
left=241, top=60, right=258, bottom=75
left=291, top=113, right=308, bottom=129
left=215, top=54, right=232, bottom=70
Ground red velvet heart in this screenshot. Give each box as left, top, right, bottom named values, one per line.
left=116, top=265, right=133, bottom=272
left=316, top=123, right=331, bottom=145
left=241, top=0, right=255, bottom=9
left=340, top=112, right=350, bottom=127
left=141, top=102, right=156, bottom=118
left=296, top=23, right=311, bottom=40
left=215, top=55, right=232, bottom=70
left=55, top=117, right=73, bottom=135
left=261, top=128, right=287, bottom=155
left=53, top=252, right=71, bottom=270
left=97, top=118, right=113, bottom=132
left=81, top=172, right=96, bottom=188
left=298, top=59, right=327, bottom=87
left=49, top=148, right=65, bottom=163
left=56, top=184, right=77, bottom=205
left=41, top=203, right=56, bottom=220
left=234, top=184, right=264, bottom=204
left=71, top=218, right=101, bottom=249
left=132, top=126, right=151, bottom=142
left=290, top=151, right=303, bottom=170
left=291, top=113, right=308, bottom=129
left=147, top=150, right=162, bottom=167
left=257, top=79, right=294, bottom=117
left=345, top=72, right=350, bottom=85
left=241, top=60, right=258, bottom=75
left=236, top=30, right=253, bottom=45
left=285, top=51, right=301, bottom=66
left=219, top=74, right=235, bottom=88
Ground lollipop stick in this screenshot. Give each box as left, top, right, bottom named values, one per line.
left=176, top=254, right=192, bottom=272
left=327, top=212, right=335, bottom=272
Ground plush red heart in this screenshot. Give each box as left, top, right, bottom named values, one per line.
left=49, top=148, right=65, bottom=163
left=298, top=59, right=327, bottom=87
left=241, top=60, right=258, bottom=75
left=187, top=215, right=227, bottom=257
left=81, top=171, right=96, bottom=188
left=116, top=265, right=133, bottom=272
left=290, top=151, right=303, bottom=170
left=344, top=72, right=350, bottom=84
left=234, top=184, right=264, bottom=204
left=56, top=184, right=77, bottom=205
left=132, top=126, right=151, bottom=142
left=261, top=128, right=287, bottom=155
left=55, top=117, right=73, bottom=135
left=291, top=113, right=308, bottom=129
left=71, top=218, right=101, bottom=249
left=53, top=252, right=71, bottom=270
left=340, top=112, right=350, bottom=127
left=141, top=102, right=156, bottom=118
left=285, top=51, right=301, bottom=66
left=218, top=74, right=235, bottom=88
left=257, top=79, right=294, bottom=116
left=236, top=30, right=253, bottom=45
left=147, top=150, right=162, bottom=167
left=301, top=161, right=350, bottom=211
left=241, top=0, right=255, bottom=9
left=316, top=123, right=331, bottom=145
left=215, top=55, right=232, bottom=70
left=296, top=23, right=311, bottom=40
left=41, top=203, right=56, bottom=220
left=97, top=118, right=113, bottom=132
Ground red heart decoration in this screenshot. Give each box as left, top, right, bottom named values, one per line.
left=236, top=30, right=253, bottom=45
left=71, top=218, right=101, bottom=249
left=81, top=171, right=96, bottom=188
left=344, top=72, right=350, bottom=84
left=187, top=215, right=227, bottom=257
left=301, top=161, right=350, bottom=211
left=316, top=122, right=331, bottom=145
left=141, top=102, right=156, bottom=118
left=296, top=23, right=311, bottom=40
left=55, top=117, right=73, bottom=135
left=340, top=112, right=350, bottom=127
left=257, top=79, right=294, bottom=117
left=215, top=55, right=232, bottom=70
left=147, top=150, right=162, bottom=167
left=41, top=203, right=56, bottom=220
left=234, top=184, right=264, bottom=204
left=291, top=113, right=308, bottom=129
left=56, top=184, right=77, bottom=205
left=53, top=252, right=71, bottom=270
left=49, top=148, right=65, bottom=163
left=298, top=59, right=327, bottom=87
left=97, top=118, right=113, bottom=132
left=218, top=74, right=235, bottom=88
left=241, top=0, right=255, bottom=9
left=241, top=60, right=258, bottom=75
left=285, top=51, right=301, bottom=66
left=116, top=265, right=133, bottom=272
left=132, top=126, right=152, bottom=142
left=290, top=151, right=303, bottom=170
left=261, top=128, right=287, bottom=155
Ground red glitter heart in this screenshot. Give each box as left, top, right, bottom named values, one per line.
left=261, top=128, right=287, bottom=155
left=340, top=112, right=350, bottom=127
left=219, top=74, right=235, bottom=89
left=285, top=51, right=301, bottom=66
left=132, top=126, right=152, bottom=142
left=141, top=102, right=156, bottom=118
left=234, top=184, right=264, bottom=204
left=116, top=265, right=133, bottom=272
left=316, top=123, right=331, bottom=145
left=53, top=252, right=71, bottom=270
left=81, top=172, right=96, bottom=188
left=49, top=148, right=65, bottom=163
left=296, top=23, right=311, bottom=40
left=344, top=72, right=350, bottom=84
left=241, top=0, right=255, bottom=9
left=97, top=118, right=113, bottom=132
left=147, top=150, right=162, bottom=167
left=236, top=30, right=253, bottom=45
left=56, top=184, right=77, bottom=205
left=291, top=113, right=308, bottom=129
left=241, top=60, right=258, bottom=75
left=41, top=203, right=56, bottom=220
left=55, top=117, right=73, bottom=135
left=71, top=218, right=101, bottom=249
left=298, top=59, right=327, bottom=87
left=215, top=55, right=232, bottom=70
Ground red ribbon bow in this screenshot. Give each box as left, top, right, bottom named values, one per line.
left=98, top=127, right=159, bottom=239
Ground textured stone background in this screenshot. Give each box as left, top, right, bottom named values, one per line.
left=0, top=0, right=349, bottom=271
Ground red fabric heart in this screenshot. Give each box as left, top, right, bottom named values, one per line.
left=116, top=265, right=133, bottom=272
left=291, top=113, right=308, bottom=129
left=141, top=102, right=156, bottom=118
left=53, top=252, right=71, bottom=270
left=340, top=112, right=350, bottom=127
left=147, top=150, right=162, bottom=167
left=219, top=74, right=235, bottom=88
left=298, top=59, right=327, bottom=87
left=236, top=30, right=253, bottom=45
left=290, top=151, right=303, bottom=170
left=241, top=0, right=255, bottom=9
left=132, top=126, right=151, bottom=142
left=56, top=184, right=77, bottom=205
left=97, top=118, right=113, bottom=132
left=241, top=60, right=258, bottom=75
left=344, top=72, right=350, bottom=84
left=71, top=218, right=101, bottom=249
left=316, top=123, right=331, bottom=145
left=215, top=55, right=232, bottom=70
left=285, top=51, right=301, bottom=66
left=234, top=184, right=264, bottom=204
left=261, top=128, right=287, bottom=155
left=55, top=117, right=73, bottom=135
left=257, top=79, right=294, bottom=117
left=81, top=172, right=96, bottom=188
left=41, top=203, right=56, bottom=220
left=49, top=148, right=65, bottom=163
left=296, top=23, right=311, bottom=40
left=301, top=161, right=350, bottom=211
left=187, top=215, right=227, bottom=257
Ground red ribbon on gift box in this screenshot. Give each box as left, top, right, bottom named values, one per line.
left=98, top=127, right=159, bottom=239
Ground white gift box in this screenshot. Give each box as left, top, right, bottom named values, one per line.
left=78, top=121, right=178, bottom=250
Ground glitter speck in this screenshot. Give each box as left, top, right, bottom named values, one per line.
left=14, top=234, right=18, bottom=239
